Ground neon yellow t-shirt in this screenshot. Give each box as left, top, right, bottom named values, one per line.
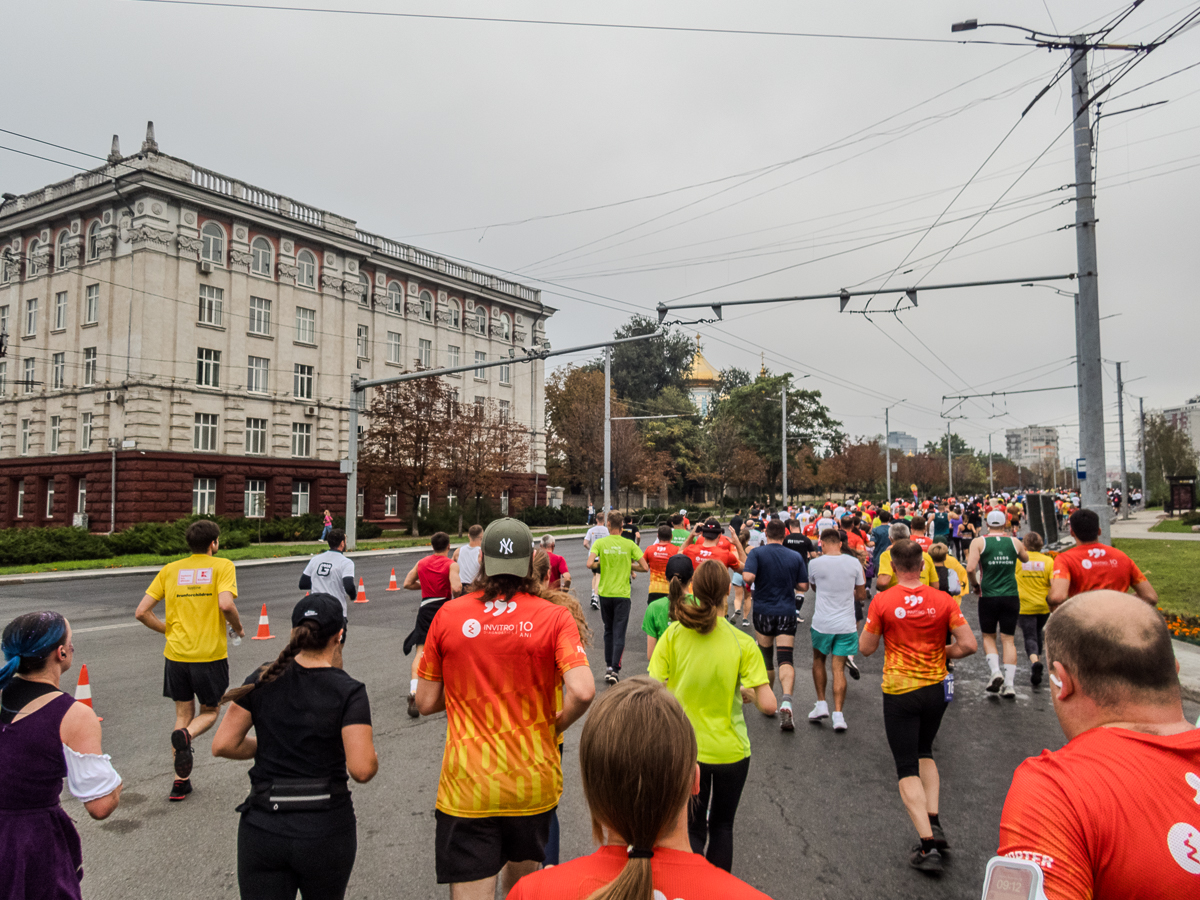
left=146, top=554, right=238, bottom=663
left=1016, top=551, right=1053, bottom=615
left=877, top=548, right=938, bottom=587
left=591, top=535, right=643, bottom=599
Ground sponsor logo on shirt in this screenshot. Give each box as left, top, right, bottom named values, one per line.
left=1167, top=822, right=1200, bottom=874
left=894, top=607, right=907, bottom=619
left=177, top=569, right=195, bottom=586
left=462, top=618, right=482, bottom=638
left=483, top=599, right=518, bottom=617
left=1004, top=850, right=1055, bottom=870
left=196, top=568, right=213, bottom=584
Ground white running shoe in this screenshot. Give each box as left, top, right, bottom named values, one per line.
left=808, top=701, right=829, bottom=722
left=1000, top=684, right=1016, bottom=699
left=986, top=672, right=1004, bottom=694
left=831, top=712, right=848, bottom=732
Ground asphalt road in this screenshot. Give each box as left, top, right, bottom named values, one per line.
left=3, top=537, right=1196, bottom=900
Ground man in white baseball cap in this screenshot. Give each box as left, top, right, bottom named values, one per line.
left=966, top=510, right=1029, bottom=698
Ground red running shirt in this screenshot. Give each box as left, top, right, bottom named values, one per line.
left=546, top=552, right=570, bottom=590
left=417, top=554, right=453, bottom=600
left=507, top=846, right=773, bottom=899
left=644, top=540, right=680, bottom=594
left=418, top=590, right=589, bottom=817
left=999, top=726, right=1200, bottom=900
left=912, top=535, right=933, bottom=552
left=1051, top=543, right=1146, bottom=596
left=864, top=584, right=966, bottom=695
left=683, top=542, right=740, bottom=572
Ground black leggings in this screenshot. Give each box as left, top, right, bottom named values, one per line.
left=1018, top=613, right=1049, bottom=661
left=238, top=820, right=357, bottom=900
left=688, top=756, right=751, bottom=872
left=599, top=596, right=631, bottom=672
left=882, top=684, right=948, bottom=780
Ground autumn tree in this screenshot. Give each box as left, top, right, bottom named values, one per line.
left=1142, top=413, right=1198, bottom=504
left=602, top=316, right=696, bottom=408
left=545, top=366, right=607, bottom=499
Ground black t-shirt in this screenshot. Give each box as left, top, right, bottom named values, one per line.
left=730, top=516, right=744, bottom=535
left=235, top=662, right=371, bottom=836
left=782, top=533, right=814, bottom=559
left=620, top=525, right=640, bottom=544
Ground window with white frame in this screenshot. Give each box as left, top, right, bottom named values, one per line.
left=77, top=477, right=87, bottom=514
left=84, top=284, right=99, bottom=324
left=45, top=479, right=55, bottom=517
left=291, top=422, right=312, bottom=458
left=193, top=477, right=217, bottom=514
left=447, top=490, right=457, bottom=507
left=474, top=396, right=485, bottom=416
left=357, top=325, right=370, bottom=359
left=474, top=351, right=486, bottom=379
left=385, top=490, right=398, bottom=517
left=294, top=364, right=314, bottom=400
left=245, top=417, right=267, bottom=455
left=25, top=298, right=37, bottom=336
left=296, top=250, right=316, bottom=288
left=26, top=240, right=41, bottom=278
left=291, top=480, right=310, bottom=516
left=196, top=348, right=221, bottom=387
left=51, top=353, right=65, bottom=389
left=87, top=221, right=101, bottom=261
left=249, top=296, right=271, bottom=335
left=386, top=331, right=402, bottom=364
left=449, top=299, right=461, bottom=329
left=474, top=308, right=487, bottom=335
left=54, top=291, right=67, bottom=330
left=448, top=389, right=459, bottom=414
left=198, top=284, right=223, bottom=326
left=80, top=412, right=92, bottom=450
left=295, top=306, right=316, bottom=343
left=15, top=479, right=24, bottom=517
left=201, top=222, right=225, bottom=264
left=0, top=304, right=8, bottom=335
left=56, top=233, right=69, bottom=270
left=251, top=237, right=272, bottom=276
left=244, top=478, right=267, bottom=518
left=247, top=356, right=269, bottom=393
left=387, top=282, right=403, bottom=313
left=83, top=348, right=97, bottom=386
left=20, top=418, right=31, bottom=454
left=49, top=416, right=61, bottom=453
left=0, top=362, right=7, bottom=393
left=501, top=490, right=509, bottom=516
left=23, top=358, right=35, bottom=394
left=499, top=312, right=512, bottom=341
left=358, top=273, right=370, bottom=307
left=500, top=362, right=511, bottom=385
left=419, top=339, right=432, bottom=368
left=419, top=492, right=430, bottom=513
left=420, top=290, right=433, bottom=321
left=194, top=413, right=218, bottom=451
left=447, top=345, right=460, bottom=368
left=498, top=399, right=510, bottom=423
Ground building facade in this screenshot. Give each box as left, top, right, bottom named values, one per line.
left=684, top=337, right=719, bottom=417
left=1005, top=426, right=1060, bottom=469
left=1156, top=394, right=1200, bottom=462
left=0, top=125, right=550, bottom=530
left=887, top=431, right=919, bottom=456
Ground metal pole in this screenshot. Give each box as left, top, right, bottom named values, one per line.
left=1138, top=396, right=1147, bottom=509
left=603, top=345, right=611, bottom=517
left=109, top=445, right=116, bottom=533
left=530, top=363, right=538, bottom=507
left=345, top=376, right=360, bottom=549
left=947, top=421, right=953, bottom=496
left=781, top=376, right=788, bottom=508
left=1071, top=39, right=1111, bottom=544
left=884, top=407, right=892, bottom=502
left=988, top=434, right=994, bottom=495
left=1117, top=362, right=1129, bottom=519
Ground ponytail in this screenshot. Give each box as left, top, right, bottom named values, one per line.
left=220, top=620, right=327, bottom=704
left=673, top=560, right=729, bottom=635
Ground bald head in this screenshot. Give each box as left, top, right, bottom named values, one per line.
left=1046, top=590, right=1178, bottom=708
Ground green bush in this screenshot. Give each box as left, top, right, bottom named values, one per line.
left=0, top=526, right=112, bottom=566
left=518, top=505, right=588, bottom=527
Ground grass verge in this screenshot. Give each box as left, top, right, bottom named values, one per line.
left=1113, top=539, right=1200, bottom=622
left=1150, top=518, right=1198, bottom=534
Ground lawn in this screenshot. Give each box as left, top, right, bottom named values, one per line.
left=1114, top=539, right=1200, bottom=618
left=1150, top=518, right=1198, bottom=533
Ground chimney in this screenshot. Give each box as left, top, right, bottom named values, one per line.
left=107, top=135, right=122, bottom=164
left=141, top=121, right=158, bottom=154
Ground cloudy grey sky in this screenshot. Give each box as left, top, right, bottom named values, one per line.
left=5, top=1, right=1198, bottom=469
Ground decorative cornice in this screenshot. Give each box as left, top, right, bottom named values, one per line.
left=92, top=234, right=115, bottom=257
left=278, top=262, right=299, bottom=281
left=406, top=299, right=423, bottom=317
left=321, top=272, right=345, bottom=293
left=177, top=234, right=202, bottom=259
left=229, top=249, right=253, bottom=271
left=129, top=225, right=174, bottom=248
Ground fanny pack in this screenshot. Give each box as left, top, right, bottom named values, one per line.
left=237, top=777, right=348, bottom=814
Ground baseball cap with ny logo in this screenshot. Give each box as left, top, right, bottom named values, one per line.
left=482, top=517, right=535, bottom=578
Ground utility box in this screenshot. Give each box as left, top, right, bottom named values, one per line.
left=72, top=513, right=89, bottom=529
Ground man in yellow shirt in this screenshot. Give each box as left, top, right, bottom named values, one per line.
left=875, top=522, right=937, bottom=590
left=1014, top=531, right=1053, bottom=687
left=135, top=519, right=242, bottom=802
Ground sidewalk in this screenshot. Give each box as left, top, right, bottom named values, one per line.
left=1176, top=640, right=1200, bottom=704
left=1110, top=507, right=1200, bottom=542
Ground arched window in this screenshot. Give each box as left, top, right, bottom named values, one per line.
left=296, top=250, right=316, bottom=288
left=358, top=273, right=370, bottom=306
left=250, top=236, right=272, bottom=276
left=87, top=221, right=101, bottom=261
left=420, top=290, right=433, bottom=322
left=474, top=306, right=487, bottom=336
left=27, top=239, right=41, bottom=277
left=200, top=222, right=225, bottom=264
left=499, top=312, right=512, bottom=341
left=56, top=231, right=70, bottom=270
left=449, top=298, right=461, bottom=329
left=387, top=281, right=403, bottom=313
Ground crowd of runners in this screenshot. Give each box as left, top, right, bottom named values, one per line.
left=1, top=485, right=1197, bottom=900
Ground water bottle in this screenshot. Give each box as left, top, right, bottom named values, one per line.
left=228, top=624, right=242, bottom=647
left=943, top=670, right=955, bottom=702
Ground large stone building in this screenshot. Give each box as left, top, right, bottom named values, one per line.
left=1155, top=394, right=1200, bottom=462
left=886, top=431, right=919, bottom=456
left=1005, top=426, right=1060, bottom=469
left=0, top=124, right=550, bottom=530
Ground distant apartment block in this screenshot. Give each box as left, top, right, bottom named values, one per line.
left=1005, top=426, right=1060, bottom=468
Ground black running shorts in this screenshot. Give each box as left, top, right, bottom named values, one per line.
left=978, top=595, right=1020, bottom=636
left=752, top=612, right=797, bottom=637
left=434, top=809, right=554, bottom=884
left=163, top=658, right=229, bottom=707
left=403, top=598, right=448, bottom=655
left=882, top=683, right=947, bottom=780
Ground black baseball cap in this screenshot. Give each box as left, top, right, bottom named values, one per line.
left=292, top=593, right=345, bottom=639
left=665, top=554, right=694, bottom=583
left=701, top=522, right=722, bottom=538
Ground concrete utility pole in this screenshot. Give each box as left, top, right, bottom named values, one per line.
left=1117, top=361, right=1129, bottom=519
left=885, top=408, right=892, bottom=502
left=603, top=345, right=612, bottom=516
left=947, top=421, right=954, bottom=496
left=1138, top=396, right=1147, bottom=509
left=988, top=433, right=994, bottom=495
left=780, top=376, right=788, bottom=507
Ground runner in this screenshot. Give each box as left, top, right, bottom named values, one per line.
left=814, top=508, right=837, bottom=537
left=670, top=513, right=691, bottom=548
left=928, top=543, right=964, bottom=598
left=997, top=590, right=1200, bottom=899
left=212, top=594, right=378, bottom=900
left=1048, top=508, right=1157, bottom=607
left=402, top=533, right=462, bottom=718
left=648, top=560, right=776, bottom=872
left=621, top=515, right=642, bottom=546
left=727, top=527, right=751, bottom=626
left=679, top=509, right=691, bottom=530
left=931, top=502, right=951, bottom=547
left=870, top=510, right=893, bottom=575
left=452, top=524, right=484, bottom=594
left=857, top=539, right=977, bottom=873
left=643, top=554, right=694, bottom=659
left=583, top=516, right=610, bottom=610
left=416, top=518, right=594, bottom=897
left=134, top=519, right=244, bottom=802
left=643, top=524, right=681, bottom=604
left=965, top=511, right=1029, bottom=699
left=1015, top=532, right=1053, bottom=687
left=909, top=514, right=933, bottom=552
left=319, top=508, right=334, bottom=542
left=806, top=529, right=865, bottom=731
left=587, top=512, right=649, bottom=685
left=539, top=534, right=571, bottom=593
left=299, top=528, right=357, bottom=614
left=742, top=520, right=809, bottom=731
left=507, top=678, right=773, bottom=900
left=875, top=523, right=938, bottom=590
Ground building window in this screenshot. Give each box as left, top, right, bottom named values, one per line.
left=419, top=492, right=430, bottom=514
left=358, top=273, right=370, bottom=307
left=87, top=222, right=101, bottom=260
left=295, top=306, right=316, bottom=344
left=83, top=348, right=97, bottom=386
left=247, top=296, right=272, bottom=336
left=291, top=480, right=311, bottom=516
left=245, top=417, right=267, bottom=455
left=201, top=222, right=225, bottom=265
left=23, top=358, right=35, bottom=394
left=499, top=362, right=511, bottom=385
left=49, top=416, right=61, bottom=453
left=447, top=345, right=460, bottom=368
left=77, top=477, right=87, bottom=514
left=387, top=282, right=403, bottom=313
left=0, top=304, right=8, bottom=335
left=244, top=478, right=267, bottom=518
left=81, top=412, right=92, bottom=450
left=296, top=250, right=316, bottom=288
left=420, top=290, right=433, bottom=322
left=198, top=284, right=223, bottom=326
left=251, top=237, right=272, bottom=276
left=474, top=396, right=485, bottom=417
left=247, top=356, right=270, bottom=393
left=386, top=331, right=402, bottom=364
left=27, top=240, right=41, bottom=277
left=357, top=325, right=370, bottom=359
left=499, top=313, right=512, bottom=341
left=54, top=291, right=67, bottom=330
left=447, top=489, right=457, bottom=508
left=0, top=361, right=6, bottom=393
left=449, top=299, right=461, bottom=329
left=197, top=348, right=221, bottom=387
left=84, top=284, right=99, bottom=324
left=194, top=413, right=219, bottom=451
left=20, top=418, right=31, bottom=455
left=291, top=422, right=312, bottom=458
left=474, top=351, right=486, bottom=379
left=498, top=399, right=510, bottom=423
left=193, top=477, right=217, bottom=514
left=25, top=298, right=37, bottom=336
left=56, top=233, right=69, bottom=270
left=385, top=490, right=398, bottom=517
left=418, top=338, right=432, bottom=368
left=51, top=353, right=65, bottom=389
left=474, top=308, right=487, bottom=336
left=45, top=479, right=55, bottom=517
left=293, top=364, right=314, bottom=400
left=16, top=479, right=24, bottom=518
left=501, top=490, right=509, bottom=516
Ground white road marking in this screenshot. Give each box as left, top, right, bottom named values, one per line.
left=73, top=622, right=140, bottom=634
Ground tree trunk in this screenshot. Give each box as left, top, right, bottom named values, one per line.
left=457, top=508, right=464, bottom=536
left=411, top=506, right=420, bottom=537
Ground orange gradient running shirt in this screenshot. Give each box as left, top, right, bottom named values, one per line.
left=864, top=584, right=966, bottom=694
left=644, top=540, right=680, bottom=594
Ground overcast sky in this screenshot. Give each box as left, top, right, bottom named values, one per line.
left=5, top=1, right=1198, bottom=469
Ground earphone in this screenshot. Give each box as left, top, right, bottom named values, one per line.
left=1049, top=674, right=1063, bottom=688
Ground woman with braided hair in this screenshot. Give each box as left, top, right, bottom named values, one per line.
left=212, top=594, right=378, bottom=900
left=1, top=611, right=122, bottom=900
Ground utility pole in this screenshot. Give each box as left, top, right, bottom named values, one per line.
left=947, top=421, right=953, bottom=496
left=1138, top=396, right=1147, bottom=509
left=988, top=433, right=994, bottom=495
left=1117, top=361, right=1129, bottom=519
left=885, top=407, right=892, bottom=502
left=780, top=376, right=788, bottom=507
left=345, top=375, right=361, bottom=548
left=603, top=345, right=612, bottom=516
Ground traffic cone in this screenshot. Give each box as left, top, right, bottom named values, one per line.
left=386, top=568, right=400, bottom=591
left=251, top=604, right=275, bottom=640
left=75, top=664, right=101, bottom=720
left=354, top=577, right=369, bottom=604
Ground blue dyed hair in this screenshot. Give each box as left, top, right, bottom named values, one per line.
left=0, top=612, right=68, bottom=690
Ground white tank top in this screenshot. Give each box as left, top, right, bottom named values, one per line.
left=457, top=545, right=482, bottom=587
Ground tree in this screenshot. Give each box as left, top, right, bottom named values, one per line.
left=713, top=367, right=752, bottom=408
left=441, top=397, right=529, bottom=535
left=545, top=366, right=607, bottom=499
left=603, top=316, right=695, bottom=407
left=702, top=413, right=756, bottom=514
left=1142, top=413, right=1198, bottom=504
left=924, top=432, right=973, bottom=457
left=640, top=386, right=703, bottom=492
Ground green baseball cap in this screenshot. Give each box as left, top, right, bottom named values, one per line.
left=481, top=517, right=535, bottom=578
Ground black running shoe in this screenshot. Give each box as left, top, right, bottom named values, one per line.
left=407, top=692, right=419, bottom=718
left=930, top=822, right=949, bottom=851
left=590, top=596, right=599, bottom=610
left=169, top=778, right=192, bottom=802
left=909, top=845, right=943, bottom=873
left=845, top=656, right=861, bottom=681
left=171, top=728, right=193, bottom=779
left=1031, top=661, right=1044, bottom=687
left=604, top=668, right=619, bottom=686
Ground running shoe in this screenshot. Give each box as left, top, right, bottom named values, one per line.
left=1030, top=661, right=1044, bottom=687
left=845, top=656, right=861, bottom=681
left=1000, top=684, right=1017, bottom=699
left=986, top=673, right=1004, bottom=694
left=909, top=845, right=944, bottom=874
left=930, top=822, right=949, bottom=851
left=741, top=618, right=751, bottom=629
left=604, top=668, right=619, bottom=686
left=727, top=609, right=741, bottom=625
left=171, top=728, right=193, bottom=779
left=779, top=703, right=794, bottom=732
left=590, top=595, right=599, bottom=610
left=168, top=778, right=192, bottom=802
left=808, top=702, right=829, bottom=722
left=407, top=692, right=419, bottom=718
left=831, top=711, right=848, bottom=732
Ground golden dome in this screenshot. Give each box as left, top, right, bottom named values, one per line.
left=685, top=335, right=719, bottom=385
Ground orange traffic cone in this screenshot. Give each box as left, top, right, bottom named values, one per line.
left=354, top=578, right=369, bottom=604
left=251, top=604, right=275, bottom=640
left=386, top=568, right=400, bottom=591
left=75, top=664, right=101, bottom=720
